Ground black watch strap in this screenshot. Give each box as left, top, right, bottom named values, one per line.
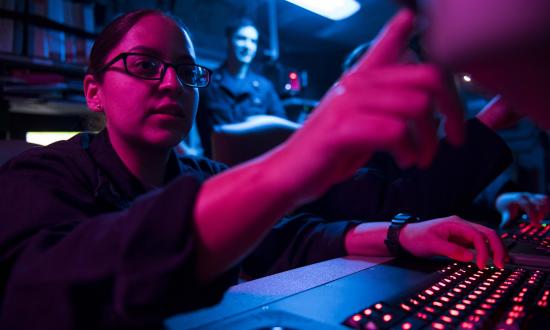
left=384, top=213, right=419, bottom=257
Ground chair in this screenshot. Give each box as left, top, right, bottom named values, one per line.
left=0, top=140, right=39, bottom=166
left=211, top=116, right=300, bottom=166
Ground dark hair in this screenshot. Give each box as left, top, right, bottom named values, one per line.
left=87, top=9, right=191, bottom=80
left=225, top=18, right=257, bottom=39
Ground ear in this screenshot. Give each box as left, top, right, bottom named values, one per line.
left=83, top=74, right=104, bottom=113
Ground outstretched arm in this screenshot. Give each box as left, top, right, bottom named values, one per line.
left=193, top=9, right=467, bottom=283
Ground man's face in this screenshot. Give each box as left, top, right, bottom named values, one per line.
left=229, top=25, right=259, bottom=64
left=421, top=0, right=550, bottom=127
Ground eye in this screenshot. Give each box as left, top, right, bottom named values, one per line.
left=136, top=60, right=158, bottom=70
left=127, top=55, right=162, bottom=77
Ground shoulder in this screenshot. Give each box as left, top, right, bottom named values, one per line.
left=208, top=67, right=227, bottom=87
left=3, top=135, right=81, bottom=166
left=200, top=69, right=225, bottom=100
left=0, top=134, right=96, bottom=185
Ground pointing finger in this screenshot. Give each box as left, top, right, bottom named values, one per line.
left=355, top=9, right=416, bottom=71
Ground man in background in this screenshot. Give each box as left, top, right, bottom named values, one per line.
left=196, top=19, right=289, bottom=157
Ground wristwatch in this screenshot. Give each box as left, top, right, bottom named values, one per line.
left=385, top=213, right=419, bottom=257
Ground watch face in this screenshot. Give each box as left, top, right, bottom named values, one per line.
left=393, top=213, right=418, bottom=224
left=393, top=218, right=408, bottom=225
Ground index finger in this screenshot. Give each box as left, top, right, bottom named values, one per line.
left=472, top=224, right=508, bottom=269
left=355, top=8, right=416, bottom=71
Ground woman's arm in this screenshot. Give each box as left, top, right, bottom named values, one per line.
left=345, top=216, right=508, bottom=270
left=193, top=8, right=468, bottom=283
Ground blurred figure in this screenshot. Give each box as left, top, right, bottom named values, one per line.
left=196, top=18, right=290, bottom=157
left=421, top=0, right=550, bottom=127
left=497, top=192, right=550, bottom=228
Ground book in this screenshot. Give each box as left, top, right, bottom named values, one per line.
left=0, top=0, right=16, bottom=53
left=48, top=0, right=66, bottom=61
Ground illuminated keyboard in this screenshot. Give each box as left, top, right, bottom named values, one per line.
left=501, top=222, right=550, bottom=254
left=343, top=263, right=550, bottom=329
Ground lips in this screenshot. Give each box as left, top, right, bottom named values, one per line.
left=153, top=104, right=186, bottom=118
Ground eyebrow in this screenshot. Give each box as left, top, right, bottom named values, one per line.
left=127, top=45, right=196, bottom=64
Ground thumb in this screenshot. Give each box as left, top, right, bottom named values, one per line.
left=355, top=8, right=416, bottom=71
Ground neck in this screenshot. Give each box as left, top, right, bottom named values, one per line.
left=108, top=132, right=171, bottom=189
left=226, top=57, right=249, bottom=79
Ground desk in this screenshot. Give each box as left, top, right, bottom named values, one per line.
left=166, top=256, right=391, bottom=329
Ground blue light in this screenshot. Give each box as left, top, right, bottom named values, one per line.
left=285, top=0, right=361, bottom=21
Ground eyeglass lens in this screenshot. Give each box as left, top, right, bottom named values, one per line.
left=125, top=54, right=209, bottom=87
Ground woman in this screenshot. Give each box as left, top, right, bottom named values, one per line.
left=0, top=8, right=506, bottom=329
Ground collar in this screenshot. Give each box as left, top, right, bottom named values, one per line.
left=82, top=130, right=184, bottom=206
left=214, top=65, right=261, bottom=98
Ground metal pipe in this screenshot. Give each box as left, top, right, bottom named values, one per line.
left=266, top=0, right=279, bottom=62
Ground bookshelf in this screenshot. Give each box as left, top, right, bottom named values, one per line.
left=0, top=0, right=99, bottom=139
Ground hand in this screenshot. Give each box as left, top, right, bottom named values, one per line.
left=291, top=8, right=464, bottom=193
left=400, top=216, right=508, bottom=269
left=496, top=192, right=549, bottom=228
left=476, top=96, right=522, bottom=131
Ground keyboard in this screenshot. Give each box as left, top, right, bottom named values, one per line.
left=343, top=262, right=550, bottom=330
left=501, top=222, right=550, bottom=252
left=501, top=222, right=550, bottom=268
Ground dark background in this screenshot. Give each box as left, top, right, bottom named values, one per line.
left=1, top=0, right=549, bottom=194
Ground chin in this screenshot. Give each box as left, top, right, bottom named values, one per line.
left=237, top=56, right=254, bottom=64
left=145, top=127, right=188, bottom=149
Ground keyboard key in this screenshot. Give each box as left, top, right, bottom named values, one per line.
left=343, top=263, right=550, bottom=330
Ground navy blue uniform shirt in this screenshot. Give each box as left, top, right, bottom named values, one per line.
left=0, top=119, right=512, bottom=329
left=0, top=130, right=353, bottom=329
left=196, top=65, right=286, bottom=156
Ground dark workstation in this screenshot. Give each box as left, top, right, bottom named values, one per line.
left=1, top=1, right=550, bottom=329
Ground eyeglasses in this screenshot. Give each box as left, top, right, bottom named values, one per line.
left=95, top=52, right=212, bottom=88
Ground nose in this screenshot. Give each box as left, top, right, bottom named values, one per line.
left=245, top=38, right=256, bottom=49
left=159, top=65, right=185, bottom=93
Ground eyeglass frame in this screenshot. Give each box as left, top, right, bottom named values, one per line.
left=92, top=52, right=212, bottom=88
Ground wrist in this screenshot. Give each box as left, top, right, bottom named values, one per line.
left=384, top=213, right=418, bottom=257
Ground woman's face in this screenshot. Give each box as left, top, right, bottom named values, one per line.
left=99, top=14, right=198, bottom=149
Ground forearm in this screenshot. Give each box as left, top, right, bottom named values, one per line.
left=344, top=222, right=392, bottom=257
left=193, top=135, right=342, bottom=283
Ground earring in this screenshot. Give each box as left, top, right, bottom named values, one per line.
left=95, top=104, right=104, bottom=111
